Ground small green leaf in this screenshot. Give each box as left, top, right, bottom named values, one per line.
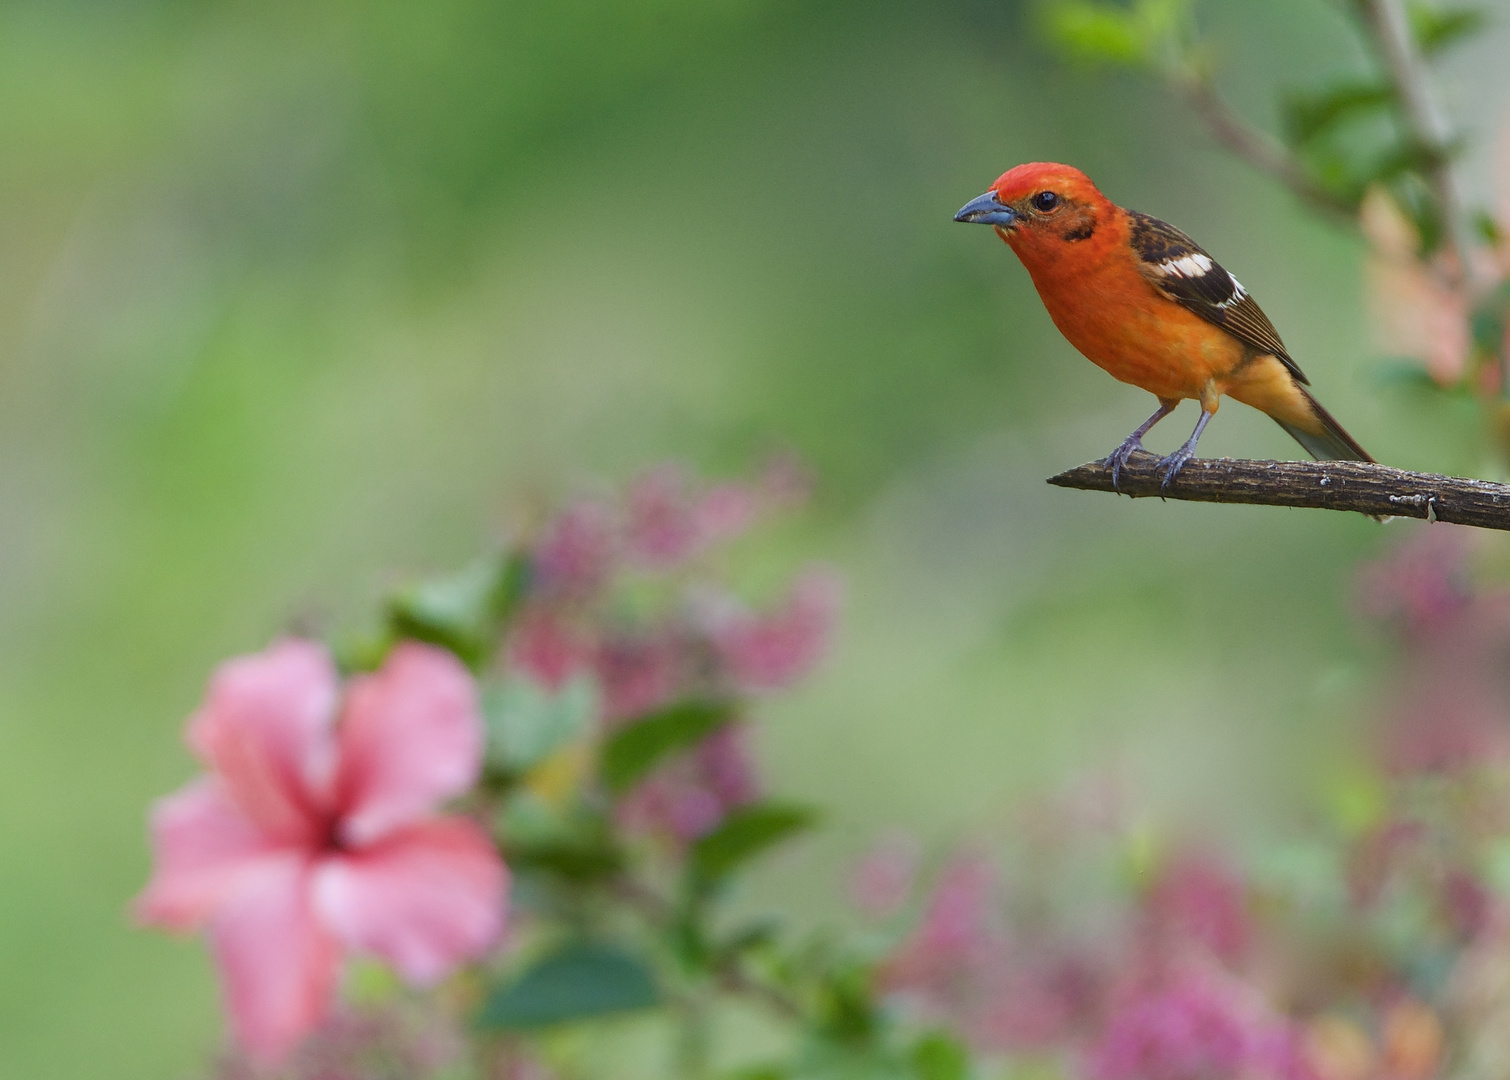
left=1409, top=3, right=1486, bottom=55
left=1363, top=139, right=1455, bottom=189
left=484, top=674, right=597, bottom=771
left=332, top=627, right=396, bottom=674
left=690, top=802, right=817, bottom=887
left=506, top=838, right=624, bottom=884
left=1475, top=209, right=1502, bottom=245
left=1038, top=0, right=1194, bottom=69
left=813, top=964, right=880, bottom=1047
left=1368, top=358, right=1454, bottom=393
left=387, top=553, right=530, bottom=668
left=601, top=701, right=733, bottom=793
left=477, top=941, right=660, bottom=1029
left=1281, top=81, right=1394, bottom=146
left=1041, top=2, right=1148, bottom=66
left=912, top=1032, right=969, bottom=1080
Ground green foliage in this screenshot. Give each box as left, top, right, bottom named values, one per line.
left=689, top=802, right=818, bottom=889
left=601, top=701, right=735, bottom=794
left=386, top=553, right=530, bottom=670
left=1371, top=360, right=1442, bottom=392
left=477, top=941, right=661, bottom=1029
left=506, top=834, right=625, bottom=885
left=484, top=672, right=597, bottom=772
left=910, top=1033, right=969, bottom=1080
left=1470, top=281, right=1510, bottom=357
left=1281, top=81, right=1395, bottom=147
left=1408, top=3, right=1487, bottom=56
left=812, top=965, right=882, bottom=1048
left=1038, top=0, right=1195, bottom=71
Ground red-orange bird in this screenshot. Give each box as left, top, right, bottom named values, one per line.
left=955, top=162, right=1372, bottom=489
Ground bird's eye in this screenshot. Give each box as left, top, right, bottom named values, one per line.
left=1033, top=191, right=1060, bottom=212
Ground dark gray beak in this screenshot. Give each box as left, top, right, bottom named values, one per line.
left=954, top=190, right=1019, bottom=227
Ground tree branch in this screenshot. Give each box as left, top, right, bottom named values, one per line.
left=1047, top=451, right=1510, bottom=530
left=1173, top=73, right=1358, bottom=223
left=1357, top=0, right=1478, bottom=288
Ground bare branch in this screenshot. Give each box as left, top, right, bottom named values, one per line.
left=1047, top=451, right=1510, bottom=530
left=1174, top=73, right=1358, bottom=222
left=1357, top=0, right=1479, bottom=287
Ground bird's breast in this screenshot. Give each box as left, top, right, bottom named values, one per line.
left=1021, top=251, right=1244, bottom=401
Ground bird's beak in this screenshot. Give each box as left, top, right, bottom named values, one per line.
left=954, top=190, right=1020, bottom=227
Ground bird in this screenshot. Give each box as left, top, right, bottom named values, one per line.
left=954, top=162, right=1372, bottom=490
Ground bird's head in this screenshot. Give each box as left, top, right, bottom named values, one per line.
left=954, top=162, right=1111, bottom=259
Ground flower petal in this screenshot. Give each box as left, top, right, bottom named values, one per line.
left=706, top=568, right=840, bottom=693
left=134, top=778, right=281, bottom=931
left=335, top=643, right=483, bottom=845
left=187, top=638, right=339, bottom=843
left=313, top=817, right=506, bottom=985
left=209, top=852, right=339, bottom=1065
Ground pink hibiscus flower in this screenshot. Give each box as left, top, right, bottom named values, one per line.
left=134, top=639, right=507, bottom=1064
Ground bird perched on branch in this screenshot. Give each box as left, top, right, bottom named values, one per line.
left=955, top=162, right=1372, bottom=489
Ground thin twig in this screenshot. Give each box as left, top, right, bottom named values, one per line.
left=1047, top=451, right=1510, bottom=530
left=1357, top=0, right=1479, bottom=289
left=611, top=873, right=806, bottom=1021
left=712, top=964, right=805, bottom=1022
left=1174, top=73, right=1358, bottom=222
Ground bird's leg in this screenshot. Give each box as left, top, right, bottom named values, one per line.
left=1158, top=385, right=1220, bottom=491
left=1103, top=398, right=1179, bottom=492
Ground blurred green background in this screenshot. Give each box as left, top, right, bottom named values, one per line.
left=1, top=0, right=1509, bottom=1075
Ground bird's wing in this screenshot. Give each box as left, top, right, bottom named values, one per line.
left=1126, top=211, right=1309, bottom=386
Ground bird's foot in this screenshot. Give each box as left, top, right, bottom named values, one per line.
left=1157, top=443, right=1198, bottom=493
left=1101, top=437, right=1145, bottom=492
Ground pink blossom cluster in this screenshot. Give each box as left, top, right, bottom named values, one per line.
left=1358, top=526, right=1510, bottom=775
left=1090, top=972, right=1313, bottom=1080
left=136, top=461, right=837, bottom=1067
left=1359, top=129, right=1510, bottom=401
left=615, top=723, right=762, bottom=841
left=875, top=844, right=1317, bottom=1078
left=511, top=460, right=837, bottom=842
left=878, top=852, right=1102, bottom=1053
left=531, top=458, right=810, bottom=599
left=865, top=529, right=1510, bottom=1080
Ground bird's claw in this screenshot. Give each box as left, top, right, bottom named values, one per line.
left=1157, top=446, right=1196, bottom=493
left=1102, top=438, right=1144, bottom=493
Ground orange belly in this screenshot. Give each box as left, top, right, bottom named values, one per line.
left=1025, top=256, right=1247, bottom=402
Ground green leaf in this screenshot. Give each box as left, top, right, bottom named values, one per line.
left=812, top=964, right=880, bottom=1047
left=1281, top=81, right=1394, bottom=146
left=1038, top=0, right=1193, bottom=69
left=506, top=837, right=624, bottom=884
left=477, top=941, right=660, bottom=1029
left=911, top=1033, right=969, bottom=1080
left=601, top=700, right=733, bottom=793
left=1475, top=209, right=1502, bottom=245
left=1471, top=281, right=1510, bottom=354
left=484, top=673, right=597, bottom=771
left=1409, top=3, right=1486, bottom=56
left=1040, top=2, right=1146, bottom=66
left=386, top=552, right=530, bottom=668
left=1368, top=358, right=1451, bottom=392
left=689, top=801, right=817, bottom=887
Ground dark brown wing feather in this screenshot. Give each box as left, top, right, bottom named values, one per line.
left=1126, top=211, right=1309, bottom=386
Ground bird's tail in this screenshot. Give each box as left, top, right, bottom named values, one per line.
left=1273, top=386, right=1373, bottom=463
